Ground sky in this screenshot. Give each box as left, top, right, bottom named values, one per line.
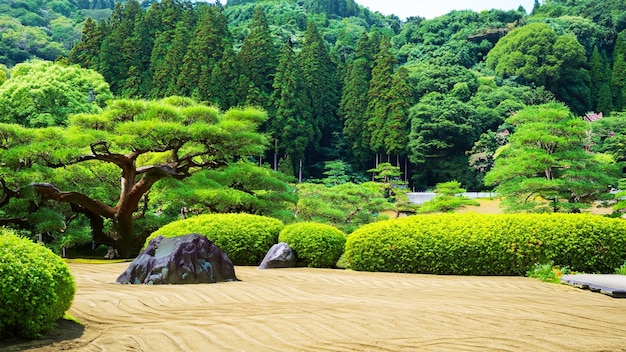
left=356, top=0, right=537, bottom=20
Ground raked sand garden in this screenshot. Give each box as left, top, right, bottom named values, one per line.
left=3, top=261, right=626, bottom=352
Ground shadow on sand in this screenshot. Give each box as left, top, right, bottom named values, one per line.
left=0, top=318, right=85, bottom=351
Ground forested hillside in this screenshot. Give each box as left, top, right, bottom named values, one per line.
left=2, top=0, right=626, bottom=190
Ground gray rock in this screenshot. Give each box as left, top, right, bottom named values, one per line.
left=258, top=242, right=296, bottom=269
left=116, top=234, right=238, bottom=284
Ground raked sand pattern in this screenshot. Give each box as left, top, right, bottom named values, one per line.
left=7, top=262, right=626, bottom=351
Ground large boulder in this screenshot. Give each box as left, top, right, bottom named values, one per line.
left=116, top=234, right=238, bottom=284
left=258, top=242, right=297, bottom=269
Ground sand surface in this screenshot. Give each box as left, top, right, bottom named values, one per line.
left=4, top=262, right=626, bottom=351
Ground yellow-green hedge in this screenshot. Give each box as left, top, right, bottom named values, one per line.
left=345, top=213, right=626, bottom=275
left=145, top=213, right=284, bottom=265
left=0, top=230, right=76, bottom=338
left=278, top=222, right=346, bottom=268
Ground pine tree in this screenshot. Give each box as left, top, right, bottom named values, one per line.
left=237, top=7, right=278, bottom=111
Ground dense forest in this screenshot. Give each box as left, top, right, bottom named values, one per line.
left=2, top=0, right=626, bottom=190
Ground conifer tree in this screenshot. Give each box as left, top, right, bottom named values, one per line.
left=366, top=36, right=395, bottom=155
left=383, top=66, right=414, bottom=158
left=611, top=29, right=626, bottom=110
left=178, top=5, right=231, bottom=98
left=237, top=7, right=278, bottom=111
left=271, top=42, right=314, bottom=166
left=97, top=0, right=143, bottom=95
left=299, top=21, right=341, bottom=157
left=206, top=45, right=241, bottom=109
left=68, top=17, right=108, bottom=70
left=590, top=46, right=613, bottom=114
left=339, top=33, right=376, bottom=168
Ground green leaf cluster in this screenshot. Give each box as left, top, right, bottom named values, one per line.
left=0, top=229, right=76, bottom=338
left=345, top=213, right=626, bottom=275
left=278, top=222, right=346, bottom=268
left=144, top=213, right=284, bottom=266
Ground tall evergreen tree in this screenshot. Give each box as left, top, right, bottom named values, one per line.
left=366, top=36, right=396, bottom=156
left=612, top=29, right=626, bottom=110
left=299, top=21, right=341, bottom=159
left=339, top=32, right=379, bottom=168
left=237, top=7, right=278, bottom=111
left=383, top=66, right=414, bottom=158
left=590, top=46, right=613, bottom=114
left=206, top=45, right=241, bottom=109
left=68, top=17, right=107, bottom=70
left=271, top=42, right=314, bottom=168
left=178, top=5, right=231, bottom=98
left=97, top=0, right=144, bottom=95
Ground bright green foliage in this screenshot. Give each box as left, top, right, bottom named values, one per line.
left=0, top=60, right=113, bottom=127
left=278, top=222, right=346, bottom=268
left=485, top=103, right=617, bottom=213
left=345, top=213, right=626, bottom=275
left=145, top=214, right=284, bottom=265
left=417, top=180, right=479, bottom=214
left=321, top=160, right=351, bottom=186
left=294, top=182, right=389, bottom=233
left=486, top=23, right=589, bottom=113
left=148, top=161, right=297, bottom=223
left=615, top=261, right=626, bottom=275
left=526, top=261, right=571, bottom=283
left=0, top=97, right=269, bottom=258
left=0, top=230, right=75, bottom=339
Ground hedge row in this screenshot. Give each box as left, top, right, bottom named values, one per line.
left=145, top=213, right=284, bottom=266
left=345, top=213, right=626, bottom=275
left=0, top=230, right=76, bottom=338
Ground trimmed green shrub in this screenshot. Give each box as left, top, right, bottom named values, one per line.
left=278, top=222, right=346, bottom=268
left=0, top=230, right=76, bottom=338
left=345, top=213, right=626, bottom=275
left=145, top=213, right=284, bottom=266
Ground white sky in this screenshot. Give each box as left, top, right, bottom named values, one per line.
left=356, top=0, right=538, bottom=19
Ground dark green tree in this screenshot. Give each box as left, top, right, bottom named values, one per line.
left=178, top=5, right=231, bottom=98
left=237, top=7, right=278, bottom=111
left=299, top=20, right=341, bottom=160
left=270, top=42, right=313, bottom=168
left=365, top=36, right=395, bottom=156
left=339, top=33, right=377, bottom=168
left=67, top=17, right=106, bottom=69
left=611, top=29, right=626, bottom=110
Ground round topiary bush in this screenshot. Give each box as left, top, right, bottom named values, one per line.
left=278, top=222, right=346, bottom=268
left=145, top=213, right=284, bottom=266
left=0, top=230, right=76, bottom=339
left=345, top=213, right=626, bottom=275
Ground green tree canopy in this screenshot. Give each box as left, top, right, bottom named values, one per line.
left=484, top=103, right=618, bottom=213
left=0, top=60, right=113, bottom=127
left=0, top=96, right=269, bottom=257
